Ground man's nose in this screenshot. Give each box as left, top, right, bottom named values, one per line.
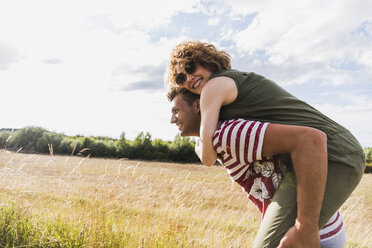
left=170, top=114, right=177, bottom=124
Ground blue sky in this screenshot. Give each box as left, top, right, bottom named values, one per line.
left=1, top=0, right=372, bottom=147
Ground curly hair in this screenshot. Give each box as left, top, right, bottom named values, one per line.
left=167, top=41, right=231, bottom=90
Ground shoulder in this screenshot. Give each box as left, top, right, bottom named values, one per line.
left=208, top=75, right=235, bottom=85
left=202, top=76, right=237, bottom=105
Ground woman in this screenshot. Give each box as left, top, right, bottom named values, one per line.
left=167, top=41, right=365, bottom=248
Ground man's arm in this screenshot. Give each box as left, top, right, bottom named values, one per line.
left=262, top=123, right=327, bottom=248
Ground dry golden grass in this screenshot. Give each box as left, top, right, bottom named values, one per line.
left=0, top=151, right=370, bottom=247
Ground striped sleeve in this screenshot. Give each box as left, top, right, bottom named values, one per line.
left=213, top=118, right=269, bottom=164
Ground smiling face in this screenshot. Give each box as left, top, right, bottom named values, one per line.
left=175, top=63, right=212, bottom=95
left=170, top=93, right=201, bottom=137
left=167, top=41, right=231, bottom=92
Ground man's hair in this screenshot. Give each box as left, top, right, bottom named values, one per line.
left=167, top=88, right=200, bottom=106
left=167, top=41, right=231, bottom=91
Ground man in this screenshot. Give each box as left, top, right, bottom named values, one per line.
left=168, top=89, right=347, bottom=248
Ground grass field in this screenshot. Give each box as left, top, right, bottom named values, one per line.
left=0, top=151, right=371, bottom=247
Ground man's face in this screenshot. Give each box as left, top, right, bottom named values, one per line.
left=170, top=94, right=201, bottom=137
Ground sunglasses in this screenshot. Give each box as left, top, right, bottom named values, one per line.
left=175, top=60, right=197, bottom=85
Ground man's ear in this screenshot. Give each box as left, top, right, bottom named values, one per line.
left=194, top=99, right=201, bottom=113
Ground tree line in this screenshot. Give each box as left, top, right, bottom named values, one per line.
left=1, top=127, right=371, bottom=169
left=0, top=127, right=200, bottom=163
left=364, top=147, right=372, bottom=173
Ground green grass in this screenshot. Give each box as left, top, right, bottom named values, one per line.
left=0, top=204, right=195, bottom=248
left=0, top=205, right=85, bottom=248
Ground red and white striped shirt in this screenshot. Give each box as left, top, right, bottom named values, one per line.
left=212, top=118, right=344, bottom=243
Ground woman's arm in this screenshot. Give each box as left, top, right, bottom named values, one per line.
left=198, top=76, right=237, bottom=166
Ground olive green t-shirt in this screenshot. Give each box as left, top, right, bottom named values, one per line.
left=210, top=69, right=364, bottom=169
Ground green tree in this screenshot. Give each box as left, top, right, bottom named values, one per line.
left=11, top=127, right=47, bottom=152
left=58, top=138, right=73, bottom=154
left=364, top=148, right=372, bottom=163
left=0, top=130, right=12, bottom=149
left=79, top=137, right=95, bottom=156
left=35, top=136, right=49, bottom=153
left=152, top=139, right=170, bottom=161
left=35, top=132, right=63, bottom=154
left=131, top=132, right=154, bottom=160
left=168, top=134, right=199, bottom=163
left=117, top=132, right=131, bottom=158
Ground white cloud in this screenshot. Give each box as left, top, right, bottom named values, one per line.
left=224, top=0, right=372, bottom=86
left=0, top=0, right=198, bottom=90
left=0, top=41, right=19, bottom=70
left=208, top=17, right=220, bottom=26
left=42, top=58, right=63, bottom=64
left=82, top=0, right=200, bottom=30
left=315, top=93, right=372, bottom=148
left=0, top=0, right=371, bottom=148
left=0, top=0, right=201, bottom=141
